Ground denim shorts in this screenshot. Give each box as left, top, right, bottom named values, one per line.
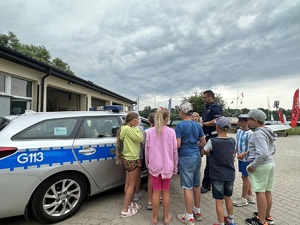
left=238, top=160, right=250, bottom=176
left=178, top=155, right=201, bottom=189
left=211, top=180, right=234, bottom=200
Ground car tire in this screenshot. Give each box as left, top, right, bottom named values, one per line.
left=31, top=173, right=87, bottom=223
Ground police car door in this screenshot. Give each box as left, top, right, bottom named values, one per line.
left=73, top=116, right=125, bottom=189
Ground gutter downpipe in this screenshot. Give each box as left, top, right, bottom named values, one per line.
left=40, top=68, right=52, bottom=112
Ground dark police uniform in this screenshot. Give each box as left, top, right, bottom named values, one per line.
left=201, top=102, right=222, bottom=191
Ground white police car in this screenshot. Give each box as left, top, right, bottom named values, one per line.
left=0, top=107, right=149, bottom=223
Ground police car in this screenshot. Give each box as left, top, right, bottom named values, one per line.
left=0, top=106, right=149, bottom=223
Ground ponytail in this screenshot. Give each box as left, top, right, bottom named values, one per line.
left=155, top=107, right=169, bottom=135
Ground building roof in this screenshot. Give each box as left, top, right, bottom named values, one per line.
left=0, top=44, right=136, bottom=104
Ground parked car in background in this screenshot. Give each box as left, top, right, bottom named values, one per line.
left=0, top=107, right=148, bottom=223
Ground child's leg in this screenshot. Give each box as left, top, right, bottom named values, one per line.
left=122, top=168, right=139, bottom=212
left=147, top=171, right=153, bottom=208
left=256, top=192, right=267, bottom=224
left=161, top=178, right=172, bottom=224
left=224, top=196, right=233, bottom=216
left=152, top=190, right=160, bottom=224
left=193, top=186, right=201, bottom=209
left=184, top=189, right=194, bottom=214
left=241, top=175, right=251, bottom=197
left=133, top=166, right=142, bottom=200
left=266, top=191, right=272, bottom=217
left=151, top=174, right=162, bottom=225
left=215, top=199, right=225, bottom=223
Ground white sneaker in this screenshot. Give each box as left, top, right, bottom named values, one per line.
left=233, top=196, right=248, bottom=207
left=246, top=195, right=256, bottom=204
left=133, top=192, right=142, bottom=201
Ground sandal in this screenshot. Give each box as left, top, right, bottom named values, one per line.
left=128, top=202, right=141, bottom=210
left=147, top=202, right=153, bottom=210
left=163, top=212, right=172, bottom=225
left=121, top=208, right=138, bottom=218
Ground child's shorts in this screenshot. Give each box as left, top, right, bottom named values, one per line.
left=247, top=162, right=275, bottom=192
left=178, top=155, right=201, bottom=189
left=122, top=158, right=141, bottom=172
left=238, top=160, right=250, bottom=176
left=211, top=180, right=234, bottom=200
left=151, top=174, right=171, bottom=191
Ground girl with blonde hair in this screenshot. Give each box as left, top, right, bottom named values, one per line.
left=145, top=107, right=178, bottom=225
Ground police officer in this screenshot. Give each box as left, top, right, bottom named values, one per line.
left=201, top=90, right=223, bottom=193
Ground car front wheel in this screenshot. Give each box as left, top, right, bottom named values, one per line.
left=31, top=173, right=87, bottom=223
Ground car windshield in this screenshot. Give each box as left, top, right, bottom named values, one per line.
left=0, top=117, right=10, bottom=131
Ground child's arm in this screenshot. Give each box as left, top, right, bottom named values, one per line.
left=201, top=139, right=212, bottom=156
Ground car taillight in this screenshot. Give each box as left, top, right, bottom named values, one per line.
left=0, top=147, right=18, bottom=159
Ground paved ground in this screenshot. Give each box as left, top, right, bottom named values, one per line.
left=1, top=134, right=299, bottom=225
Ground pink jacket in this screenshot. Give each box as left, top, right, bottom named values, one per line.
left=145, top=126, right=178, bottom=179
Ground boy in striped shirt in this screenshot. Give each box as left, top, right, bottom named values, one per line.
left=233, top=114, right=255, bottom=207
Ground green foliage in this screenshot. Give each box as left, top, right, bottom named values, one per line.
left=138, top=105, right=178, bottom=119
left=0, top=31, right=74, bottom=75
left=186, top=90, right=226, bottom=116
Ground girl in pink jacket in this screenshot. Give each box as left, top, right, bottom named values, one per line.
left=145, top=107, right=178, bottom=225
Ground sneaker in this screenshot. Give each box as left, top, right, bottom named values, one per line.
left=133, top=192, right=142, bottom=201
left=246, top=195, right=256, bottom=204
left=245, top=217, right=267, bottom=225
left=224, top=216, right=236, bottom=225
left=176, top=213, right=195, bottom=225
left=233, top=196, right=248, bottom=206
left=253, top=212, right=274, bottom=225
left=193, top=212, right=202, bottom=221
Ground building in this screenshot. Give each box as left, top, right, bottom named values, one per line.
left=0, top=45, right=136, bottom=116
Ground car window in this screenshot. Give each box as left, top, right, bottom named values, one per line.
left=12, top=118, right=79, bottom=139
left=0, top=117, right=10, bottom=131
left=78, top=116, right=121, bottom=138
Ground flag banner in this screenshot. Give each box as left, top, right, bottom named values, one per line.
left=291, top=89, right=299, bottom=127
left=168, top=98, right=172, bottom=113
left=277, top=108, right=284, bottom=124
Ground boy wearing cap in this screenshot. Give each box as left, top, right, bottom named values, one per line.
left=233, top=114, right=255, bottom=207
left=245, top=109, right=276, bottom=225
left=175, top=101, right=206, bottom=225
left=201, top=117, right=236, bottom=225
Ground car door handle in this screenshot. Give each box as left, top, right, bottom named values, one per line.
left=78, top=147, right=96, bottom=155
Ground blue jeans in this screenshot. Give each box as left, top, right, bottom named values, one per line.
left=179, top=155, right=201, bottom=189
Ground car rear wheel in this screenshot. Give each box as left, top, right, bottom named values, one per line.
left=31, top=173, right=87, bottom=223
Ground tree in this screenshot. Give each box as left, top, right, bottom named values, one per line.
left=52, top=57, right=74, bottom=75
left=186, top=90, right=226, bottom=116
left=0, top=31, right=74, bottom=74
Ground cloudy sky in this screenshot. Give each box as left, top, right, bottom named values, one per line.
left=1, top=0, right=300, bottom=110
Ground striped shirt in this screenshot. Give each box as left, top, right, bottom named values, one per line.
left=236, top=129, right=253, bottom=162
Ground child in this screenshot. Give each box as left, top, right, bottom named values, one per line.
left=116, top=112, right=144, bottom=218
left=201, top=117, right=236, bottom=225
left=145, top=107, right=178, bottom=225
left=176, top=101, right=206, bottom=225
left=145, top=112, right=156, bottom=210
left=132, top=124, right=145, bottom=202
left=233, top=114, right=255, bottom=207
left=245, top=109, right=276, bottom=225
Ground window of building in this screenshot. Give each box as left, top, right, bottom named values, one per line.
left=11, top=77, right=32, bottom=97
left=0, top=74, right=5, bottom=93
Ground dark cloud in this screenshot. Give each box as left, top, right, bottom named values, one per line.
left=0, top=0, right=299, bottom=109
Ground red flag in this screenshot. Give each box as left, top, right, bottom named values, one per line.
left=277, top=109, right=284, bottom=124
left=291, top=89, right=299, bottom=127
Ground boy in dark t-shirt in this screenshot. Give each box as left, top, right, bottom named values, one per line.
left=201, top=117, right=236, bottom=225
